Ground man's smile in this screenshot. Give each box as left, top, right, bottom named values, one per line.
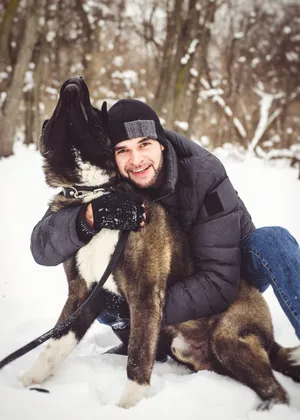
left=129, top=165, right=151, bottom=177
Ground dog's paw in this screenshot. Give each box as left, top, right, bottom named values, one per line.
left=117, top=380, right=149, bottom=409
left=290, top=346, right=300, bottom=366
left=19, top=355, right=55, bottom=387
left=19, top=366, right=53, bottom=388
left=19, top=334, right=78, bottom=388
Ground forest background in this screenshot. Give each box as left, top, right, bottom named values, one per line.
left=0, top=0, right=300, bottom=169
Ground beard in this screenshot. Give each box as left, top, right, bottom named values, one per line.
left=127, top=154, right=164, bottom=189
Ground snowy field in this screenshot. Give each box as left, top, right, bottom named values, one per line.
left=0, top=142, right=299, bottom=420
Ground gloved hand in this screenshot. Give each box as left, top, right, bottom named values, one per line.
left=91, top=191, right=145, bottom=231
left=76, top=191, right=145, bottom=243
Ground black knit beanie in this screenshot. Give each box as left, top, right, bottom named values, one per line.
left=108, top=99, right=167, bottom=147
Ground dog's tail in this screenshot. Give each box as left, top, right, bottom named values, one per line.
left=269, top=341, right=300, bottom=382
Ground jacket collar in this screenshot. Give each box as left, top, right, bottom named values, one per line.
left=156, top=137, right=178, bottom=199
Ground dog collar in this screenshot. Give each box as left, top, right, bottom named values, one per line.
left=63, top=182, right=113, bottom=199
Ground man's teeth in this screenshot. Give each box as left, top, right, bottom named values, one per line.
left=133, top=167, right=149, bottom=173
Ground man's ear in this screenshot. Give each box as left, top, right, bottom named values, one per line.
left=160, top=144, right=165, bottom=151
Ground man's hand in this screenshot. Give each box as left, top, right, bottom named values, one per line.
left=85, top=203, right=94, bottom=228
left=85, top=192, right=145, bottom=231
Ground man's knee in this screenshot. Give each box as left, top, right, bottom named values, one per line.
left=245, top=226, right=297, bottom=251
left=254, top=226, right=290, bottom=238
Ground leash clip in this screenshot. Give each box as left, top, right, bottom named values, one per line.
left=68, top=186, right=87, bottom=199
left=63, top=186, right=107, bottom=199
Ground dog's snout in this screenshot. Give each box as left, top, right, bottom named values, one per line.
left=64, top=83, right=80, bottom=95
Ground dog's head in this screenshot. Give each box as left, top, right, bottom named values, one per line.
left=40, top=76, right=115, bottom=188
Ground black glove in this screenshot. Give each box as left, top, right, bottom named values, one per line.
left=92, top=191, right=144, bottom=231
left=76, top=191, right=144, bottom=244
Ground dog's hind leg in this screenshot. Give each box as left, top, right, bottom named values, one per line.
left=211, top=330, right=289, bottom=411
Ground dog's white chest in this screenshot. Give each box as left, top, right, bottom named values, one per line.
left=77, top=229, right=120, bottom=294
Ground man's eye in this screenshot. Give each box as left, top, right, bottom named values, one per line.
left=116, top=149, right=127, bottom=155
left=141, top=142, right=150, bottom=147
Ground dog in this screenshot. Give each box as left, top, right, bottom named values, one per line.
left=20, top=76, right=300, bottom=410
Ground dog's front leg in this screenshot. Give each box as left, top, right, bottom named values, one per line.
left=118, top=284, right=165, bottom=409
left=20, top=261, right=103, bottom=387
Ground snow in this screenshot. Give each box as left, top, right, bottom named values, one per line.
left=45, top=87, right=58, bottom=96
left=200, top=88, right=224, bottom=99
left=23, top=71, right=34, bottom=93
left=0, top=142, right=299, bottom=420
left=0, top=71, right=9, bottom=81
left=285, top=52, right=299, bottom=62
left=248, top=90, right=285, bottom=154
left=181, top=40, right=199, bottom=65
left=174, top=121, right=189, bottom=132
left=189, top=68, right=199, bottom=77
left=46, top=31, right=56, bottom=42
left=113, top=56, right=125, bottom=67
left=252, top=58, right=260, bottom=67
left=0, top=91, right=7, bottom=107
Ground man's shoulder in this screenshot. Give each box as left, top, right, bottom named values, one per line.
left=164, top=129, right=226, bottom=182
left=164, top=129, right=212, bottom=162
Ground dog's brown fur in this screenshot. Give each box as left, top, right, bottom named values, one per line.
left=20, top=77, right=300, bottom=410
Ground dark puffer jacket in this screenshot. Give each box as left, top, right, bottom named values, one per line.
left=31, top=130, right=255, bottom=325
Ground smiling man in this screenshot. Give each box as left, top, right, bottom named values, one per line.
left=114, top=137, right=164, bottom=188
left=31, top=98, right=300, bottom=358
left=108, top=99, right=167, bottom=189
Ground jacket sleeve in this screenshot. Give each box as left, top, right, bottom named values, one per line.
left=163, top=155, right=241, bottom=326
left=30, top=205, right=85, bottom=266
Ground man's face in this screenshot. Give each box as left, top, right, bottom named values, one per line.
left=114, top=137, right=164, bottom=188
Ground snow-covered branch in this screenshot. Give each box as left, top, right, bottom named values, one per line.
left=200, top=78, right=247, bottom=139
left=249, top=86, right=300, bottom=154
left=248, top=90, right=283, bottom=153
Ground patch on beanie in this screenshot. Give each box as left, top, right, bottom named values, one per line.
left=124, top=120, right=158, bottom=140
left=203, top=192, right=224, bottom=216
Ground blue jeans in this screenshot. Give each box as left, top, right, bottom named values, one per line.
left=240, top=226, right=300, bottom=339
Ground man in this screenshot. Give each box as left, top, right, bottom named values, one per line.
left=31, top=99, right=300, bottom=356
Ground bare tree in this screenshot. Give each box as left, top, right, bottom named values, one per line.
left=0, top=0, right=40, bottom=157
left=0, top=0, right=20, bottom=71
left=153, top=0, right=219, bottom=131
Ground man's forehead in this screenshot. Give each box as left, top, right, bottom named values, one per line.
left=114, top=137, right=156, bottom=149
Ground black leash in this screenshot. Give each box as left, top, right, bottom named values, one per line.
left=0, top=230, right=130, bottom=370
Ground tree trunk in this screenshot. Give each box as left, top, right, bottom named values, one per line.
left=168, top=0, right=200, bottom=127
left=153, top=0, right=183, bottom=116
left=24, top=34, right=48, bottom=146
left=0, top=0, right=20, bottom=70
left=153, top=0, right=217, bottom=131
left=187, top=1, right=217, bottom=137
left=0, top=0, right=40, bottom=157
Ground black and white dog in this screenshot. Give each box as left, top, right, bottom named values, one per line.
left=20, top=76, right=300, bottom=410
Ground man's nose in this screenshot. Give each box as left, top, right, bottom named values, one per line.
left=130, top=150, right=142, bottom=165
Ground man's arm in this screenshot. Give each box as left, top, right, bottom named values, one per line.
left=30, top=192, right=145, bottom=267
left=163, top=155, right=241, bottom=326
left=30, top=205, right=85, bottom=266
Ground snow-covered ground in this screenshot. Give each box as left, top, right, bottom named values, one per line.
left=0, top=142, right=299, bottom=420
